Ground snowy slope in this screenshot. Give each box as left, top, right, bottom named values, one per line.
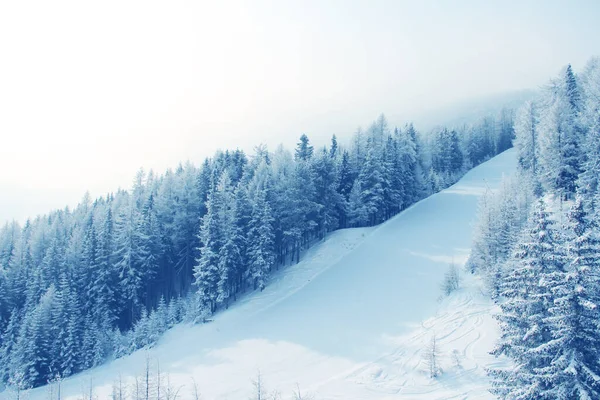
left=27, top=149, right=517, bottom=400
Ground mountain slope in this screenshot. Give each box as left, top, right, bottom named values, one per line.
left=28, top=149, right=517, bottom=400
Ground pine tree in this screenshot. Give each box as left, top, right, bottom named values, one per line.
left=234, top=184, right=253, bottom=294
left=336, top=150, right=355, bottom=227
left=172, top=163, right=202, bottom=292
left=61, top=275, right=83, bottom=377
left=347, top=180, right=368, bottom=227
left=396, top=125, right=420, bottom=206
left=193, top=171, right=224, bottom=315
left=216, top=179, right=242, bottom=307
left=113, top=197, right=148, bottom=327
left=538, top=65, right=583, bottom=199
left=538, top=198, right=600, bottom=398
left=286, top=160, right=319, bottom=261
left=246, top=189, right=276, bottom=291
left=489, top=200, right=565, bottom=399
left=294, top=134, right=314, bottom=161
left=329, top=134, right=338, bottom=159
left=513, top=101, right=539, bottom=175
left=91, top=206, right=119, bottom=332
left=496, top=107, right=515, bottom=153
left=311, top=148, right=341, bottom=238
left=0, top=309, right=20, bottom=382
left=358, top=143, right=385, bottom=225
left=577, top=59, right=600, bottom=204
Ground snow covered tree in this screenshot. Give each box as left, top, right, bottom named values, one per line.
left=347, top=180, right=368, bottom=227
left=294, top=134, right=314, bottom=161
left=496, top=107, right=515, bottom=153
left=358, top=143, right=385, bottom=225
left=336, top=150, right=355, bottom=227
left=441, top=263, right=460, bottom=296
left=489, top=200, right=566, bottom=399
left=537, top=65, right=583, bottom=199
left=211, top=172, right=242, bottom=308
left=246, top=190, right=275, bottom=291
left=381, top=135, right=403, bottom=218
left=329, top=134, right=338, bottom=159
left=396, top=124, right=420, bottom=206
left=537, top=198, right=600, bottom=399
left=193, top=172, right=224, bottom=315
left=12, top=286, right=57, bottom=386
left=113, top=195, right=149, bottom=327
left=311, top=148, right=341, bottom=238
left=0, top=309, right=20, bottom=382
left=513, top=101, right=539, bottom=175
left=171, top=163, right=203, bottom=292
left=423, top=335, right=441, bottom=378
left=432, top=128, right=463, bottom=175
left=577, top=58, right=600, bottom=205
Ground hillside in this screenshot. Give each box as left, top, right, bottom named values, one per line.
left=22, top=149, right=517, bottom=400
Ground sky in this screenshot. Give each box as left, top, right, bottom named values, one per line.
left=1, top=0, right=599, bottom=224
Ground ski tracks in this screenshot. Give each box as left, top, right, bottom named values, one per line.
left=342, top=273, right=498, bottom=399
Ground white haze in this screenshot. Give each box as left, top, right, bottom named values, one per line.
left=1, top=0, right=599, bottom=223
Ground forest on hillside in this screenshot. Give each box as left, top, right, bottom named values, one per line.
left=0, top=108, right=515, bottom=388
left=467, top=58, right=600, bottom=398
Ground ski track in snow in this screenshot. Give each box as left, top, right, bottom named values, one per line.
left=24, top=150, right=517, bottom=400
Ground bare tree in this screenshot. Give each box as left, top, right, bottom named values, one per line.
left=6, top=371, right=30, bottom=400
left=423, top=335, right=441, bottom=378
left=164, top=373, right=183, bottom=400
left=82, top=377, right=97, bottom=400
left=111, top=374, right=125, bottom=400
left=441, top=262, right=461, bottom=296
left=143, top=353, right=152, bottom=400
left=131, top=375, right=141, bottom=400
left=292, top=383, right=315, bottom=400
left=47, top=372, right=62, bottom=400
left=250, top=370, right=265, bottom=400
left=156, top=361, right=162, bottom=400
left=56, top=374, right=62, bottom=400
left=190, top=377, right=202, bottom=400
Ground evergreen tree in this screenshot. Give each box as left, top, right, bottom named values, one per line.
left=0, top=309, right=20, bottom=382
left=329, top=134, right=338, bottom=159
left=246, top=189, right=276, bottom=291
left=538, top=198, right=600, bottom=398
left=294, top=134, right=314, bottom=161
left=347, top=180, right=368, bottom=227
left=513, top=101, right=539, bottom=175
left=396, top=125, right=420, bottom=206
left=489, top=201, right=565, bottom=399
left=538, top=65, right=583, bottom=199
left=336, top=150, right=355, bottom=227
left=358, top=143, right=385, bottom=225
left=194, top=220, right=220, bottom=314
left=113, top=196, right=148, bottom=328
left=577, top=58, right=600, bottom=204
left=311, top=148, right=341, bottom=238
left=215, top=173, right=242, bottom=307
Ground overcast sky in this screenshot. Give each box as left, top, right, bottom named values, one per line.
left=1, top=0, right=599, bottom=224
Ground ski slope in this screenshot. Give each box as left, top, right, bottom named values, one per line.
left=27, top=149, right=517, bottom=400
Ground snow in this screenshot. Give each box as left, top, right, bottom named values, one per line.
left=27, top=150, right=517, bottom=400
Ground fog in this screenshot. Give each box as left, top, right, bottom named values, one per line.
left=1, top=0, right=599, bottom=223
